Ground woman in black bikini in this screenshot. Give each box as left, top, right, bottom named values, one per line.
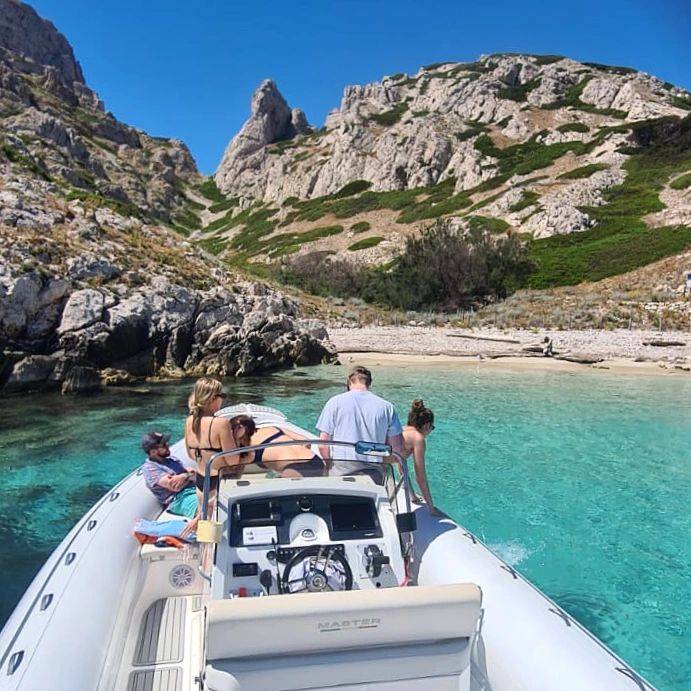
left=183, top=377, right=242, bottom=532
left=230, top=415, right=326, bottom=477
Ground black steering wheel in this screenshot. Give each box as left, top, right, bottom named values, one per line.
left=282, top=545, right=353, bottom=594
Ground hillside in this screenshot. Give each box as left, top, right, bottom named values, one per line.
left=0, top=0, right=333, bottom=394
left=200, top=55, right=691, bottom=294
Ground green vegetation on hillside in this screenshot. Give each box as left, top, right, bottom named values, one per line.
left=467, top=216, right=510, bottom=233
left=474, top=132, right=589, bottom=176
left=349, top=236, right=383, bottom=251
left=198, top=177, right=225, bottom=203
left=365, top=103, right=408, bottom=126
left=542, top=77, right=628, bottom=118
left=508, top=190, right=540, bottom=212
left=558, top=163, right=609, bottom=179
left=670, top=172, right=691, bottom=190
left=498, top=78, right=541, bottom=102
left=281, top=223, right=533, bottom=310
left=527, top=115, right=691, bottom=287
left=350, top=221, right=371, bottom=233
left=557, top=122, right=589, bottom=134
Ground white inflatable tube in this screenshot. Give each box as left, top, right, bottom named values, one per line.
left=0, top=468, right=159, bottom=691
left=413, top=507, right=656, bottom=691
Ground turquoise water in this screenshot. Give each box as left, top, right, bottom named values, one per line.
left=0, top=364, right=689, bottom=689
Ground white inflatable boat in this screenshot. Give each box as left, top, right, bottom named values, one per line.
left=0, top=404, right=655, bottom=690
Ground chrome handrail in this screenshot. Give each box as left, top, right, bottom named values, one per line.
left=199, top=439, right=413, bottom=520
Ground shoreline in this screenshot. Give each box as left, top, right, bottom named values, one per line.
left=328, top=326, right=691, bottom=376
left=337, top=351, right=690, bottom=376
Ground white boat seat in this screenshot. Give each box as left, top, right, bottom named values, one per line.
left=206, top=582, right=481, bottom=660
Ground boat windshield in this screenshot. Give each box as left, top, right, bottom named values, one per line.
left=204, top=439, right=410, bottom=516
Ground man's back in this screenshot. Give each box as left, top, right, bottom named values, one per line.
left=317, top=389, right=402, bottom=474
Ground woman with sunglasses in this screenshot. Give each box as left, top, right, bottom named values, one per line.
left=183, top=377, right=241, bottom=534
left=402, top=399, right=441, bottom=516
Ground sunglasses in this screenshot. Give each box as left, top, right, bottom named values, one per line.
left=216, top=393, right=227, bottom=400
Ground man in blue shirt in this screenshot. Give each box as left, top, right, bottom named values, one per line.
left=317, top=366, right=403, bottom=478
left=141, top=431, right=198, bottom=518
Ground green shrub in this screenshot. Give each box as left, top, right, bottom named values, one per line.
left=533, top=55, right=564, bottom=65
left=173, top=208, right=202, bottom=230
left=557, top=122, right=589, bottom=134
left=348, top=236, right=383, bottom=251
left=583, top=62, right=637, bottom=75
left=467, top=216, right=510, bottom=233
left=209, top=197, right=240, bottom=213
left=498, top=78, right=541, bottom=102
left=351, top=221, right=371, bottom=234
left=508, top=190, right=539, bottom=212
left=558, top=163, right=609, bottom=180
left=671, top=95, right=691, bottom=111
left=366, top=103, right=408, bottom=126
left=333, top=180, right=372, bottom=198
left=670, top=172, right=691, bottom=190
left=258, top=224, right=344, bottom=257
left=455, top=123, right=486, bottom=142
left=198, top=177, right=225, bottom=202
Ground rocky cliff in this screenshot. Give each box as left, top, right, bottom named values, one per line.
left=209, top=54, right=690, bottom=277
left=0, top=0, right=334, bottom=394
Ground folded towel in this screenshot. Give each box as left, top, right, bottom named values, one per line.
left=133, top=518, right=196, bottom=543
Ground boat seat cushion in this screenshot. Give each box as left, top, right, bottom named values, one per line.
left=206, top=583, right=481, bottom=660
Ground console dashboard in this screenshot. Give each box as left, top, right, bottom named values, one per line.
left=219, top=492, right=401, bottom=597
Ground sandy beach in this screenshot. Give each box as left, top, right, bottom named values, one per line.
left=327, top=326, right=691, bottom=375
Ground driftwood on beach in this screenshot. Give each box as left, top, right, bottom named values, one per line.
left=447, top=333, right=521, bottom=344
left=642, top=340, right=686, bottom=347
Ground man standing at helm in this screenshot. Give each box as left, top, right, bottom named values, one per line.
left=316, top=365, right=403, bottom=479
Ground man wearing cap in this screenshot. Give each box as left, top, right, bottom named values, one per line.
left=317, top=366, right=403, bottom=479
left=141, top=431, right=198, bottom=518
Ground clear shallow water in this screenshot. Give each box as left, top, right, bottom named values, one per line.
left=0, top=364, right=689, bottom=690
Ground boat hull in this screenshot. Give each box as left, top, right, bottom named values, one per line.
left=0, top=436, right=655, bottom=690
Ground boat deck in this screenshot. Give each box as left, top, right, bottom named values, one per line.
left=115, top=596, right=203, bottom=691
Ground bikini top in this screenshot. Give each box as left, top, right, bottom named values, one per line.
left=187, top=416, right=223, bottom=462
left=254, top=428, right=283, bottom=468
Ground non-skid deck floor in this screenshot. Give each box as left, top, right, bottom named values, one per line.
left=117, top=595, right=203, bottom=691
left=134, top=598, right=186, bottom=666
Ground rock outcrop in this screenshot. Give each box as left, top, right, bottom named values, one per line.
left=0, top=269, right=335, bottom=394
left=210, top=54, right=690, bottom=264
left=215, top=80, right=312, bottom=195
left=0, top=1, right=336, bottom=395
left=0, top=0, right=201, bottom=229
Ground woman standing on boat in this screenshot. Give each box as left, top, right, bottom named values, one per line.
left=184, top=377, right=241, bottom=531
left=403, top=399, right=441, bottom=516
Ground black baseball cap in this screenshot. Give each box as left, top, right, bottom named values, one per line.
left=141, top=431, right=171, bottom=453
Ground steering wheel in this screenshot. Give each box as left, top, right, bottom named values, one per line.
left=282, top=545, right=353, bottom=594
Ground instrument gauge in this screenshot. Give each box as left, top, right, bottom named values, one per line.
left=297, top=496, right=313, bottom=512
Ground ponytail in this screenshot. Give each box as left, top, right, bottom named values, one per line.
left=407, top=398, right=434, bottom=430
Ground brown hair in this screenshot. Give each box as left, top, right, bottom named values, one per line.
left=188, top=377, right=223, bottom=434
left=347, top=365, right=372, bottom=388
left=229, top=415, right=257, bottom=447
left=407, top=399, right=434, bottom=430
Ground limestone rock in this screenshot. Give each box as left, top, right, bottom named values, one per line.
left=57, top=288, right=105, bottom=334
left=0, top=0, right=84, bottom=84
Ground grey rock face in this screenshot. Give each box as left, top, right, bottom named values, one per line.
left=0, top=0, right=84, bottom=84
left=213, top=54, right=689, bottom=242
left=215, top=80, right=312, bottom=194
left=0, top=269, right=336, bottom=394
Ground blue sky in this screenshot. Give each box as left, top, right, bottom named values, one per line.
left=30, top=0, right=691, bottom=174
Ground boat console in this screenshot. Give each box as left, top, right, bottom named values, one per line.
left=214, top=481, right=406, bottom=599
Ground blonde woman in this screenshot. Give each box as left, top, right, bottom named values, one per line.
left=183, top=377, right=241, bottom=533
